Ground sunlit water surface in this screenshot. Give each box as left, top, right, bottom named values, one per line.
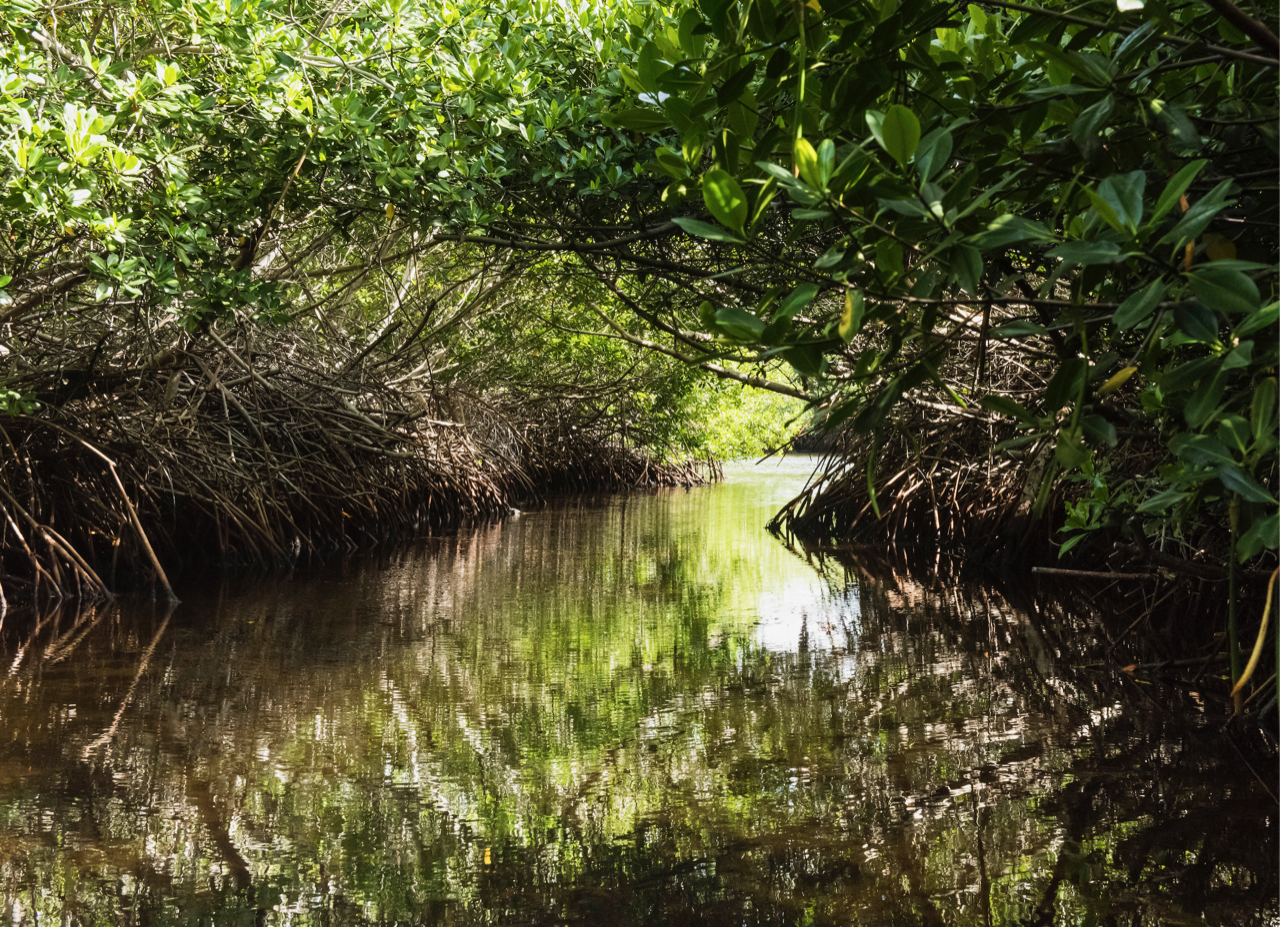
left=1, top=457, right=1275, bottom=925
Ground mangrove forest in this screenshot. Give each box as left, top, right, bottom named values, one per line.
left=0, top=0, right=1276, bottom=921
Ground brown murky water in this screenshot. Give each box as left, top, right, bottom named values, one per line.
left=1, top=457, right=1275, bottom=925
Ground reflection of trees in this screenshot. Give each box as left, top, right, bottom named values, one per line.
left=0, top=492, right=1275, bottom=925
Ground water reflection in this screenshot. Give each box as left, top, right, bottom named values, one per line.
left=0, top=458, right=1275, bottom=925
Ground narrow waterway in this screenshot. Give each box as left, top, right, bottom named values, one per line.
left=1, top=458, right=1275, bottom=925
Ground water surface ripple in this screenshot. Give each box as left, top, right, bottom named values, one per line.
left=1, top=457, right=1275, bottom=925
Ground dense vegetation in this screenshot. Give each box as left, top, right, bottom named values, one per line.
left=0, top=0, right=1275, bottom=596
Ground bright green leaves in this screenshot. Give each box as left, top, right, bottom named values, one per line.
left=866, top=105, right=920, bottom=168
left=674, top=168, right=749, bottom=241
left=839, top=290, right=864, bottom=341
left=793, top=138, right=819, bottom=188
left=713, top=305, right=766, bottom=340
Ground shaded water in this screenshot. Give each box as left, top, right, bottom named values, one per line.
left=1, top=457, right=1275, bottom=925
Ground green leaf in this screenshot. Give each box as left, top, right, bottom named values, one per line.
left=1047, top=240, right=1126, bottom=265
left=1173, top=301, right=1220, bottom=343
left=714, top=305, right=765, bottom=340
left=637, top=41, right=669, bottom=93
left=1150, top=159, right=1208, bottom=224
left=1150, top=99, right=1200, bottom=149
left=782, top=343, right=826, bottom=378
left=1045, top=357, right=1086, bottom=411
left=1237, top=301, right=1279, bottom=338
left=1058, top=532, right=1091, bottom=557
left=981, top=395, right=1037, bottom=422
left=1071, top=94, right=1114, bottom=156
left=793, top=137, right=820, bottom=189
left=1084, top=188, right=1124, bottom=233
left=1188, top=268, right=1260, bottom=315
left=968, top=214, right=1056, bottom=249
left=839, top=290, right=864, bottom=341
left=989, top=320, right=1049, bottom=338
left=672, top=217, right=745, bottom=242
left=1097, top=170, right=1145, bottom=232
left=1239, top=511, right=1280, bottom=560
left=609, top=107, right=672, bottom=131
left=1055, top=430, right=1090, bottom=468
left=778, top=283, right=821, bottom=321
left=1136, top=487, right=1188, bottom=514
left=1184, top=370, right=1225, bottom=427
left=1218, top=464, right=1276, bottom=504
left=1160, top=356, right=1218, bottom=394
left=1082, top=413, right=1117, bottom=447
left=873, top=105, right=921, bottom=168
left=1221, top=341, right=1253, bottom=370
left=702, top=168, right=748, bottom=234
left=951, top=244, right=983, bottom=296
left=1218, top=414, right=1251, bottom=454
left=876, top=237, right=904, bottom=279
left=1171, top=433, right=1235, bottom=467
left=1251, top=379, right=1277, bottom=443
left=716, top=62, right=757, bottom=107
left=1113, top=279, right=1166, bottom=330
left=914, top=127, right=952, bottom=182
left=1159, top=179, right=1234, bottom=249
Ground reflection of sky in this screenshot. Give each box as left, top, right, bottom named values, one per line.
left=756, top=579, right=860, bottom=653
left=716, top=457, right=862, bottom=654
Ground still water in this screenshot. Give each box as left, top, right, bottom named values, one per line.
left=1, top=457, right=1275, bottom=925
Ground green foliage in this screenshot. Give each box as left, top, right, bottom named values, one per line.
left=2, top=0, right=1275, bottom=560
left=684, top=382, right=806, bottom=460
left=568, top=0, right=1278, bottom=562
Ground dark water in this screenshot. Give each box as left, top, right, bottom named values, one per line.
left=1, top=457, right=1275, bottom=925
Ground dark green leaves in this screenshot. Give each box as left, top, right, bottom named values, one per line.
left=1113, top=279, right=1166, bottom=330
left=867, top=105, right=920, bottom=168
left=981, top=395, right=1037, bottom=422
left=969, top=214, right=1056, bottom=250
left=1150, top=160, right=1207, bottom=224
left=716, top=62, right=756, bottom=106
left=1171, top=433, right=1234, bottom=467
left=914, top=127, right=952, bottom=182
left=1159, top=180, right=1235, bottom=249
left=1046, top=240, right=1126, bottom=265
left=1188, top=269, right=1260, bottom=316
left=608, top=108, right=672, bottom=131
left=1173, top=301, right=1220, bottom=344
left=1044, top=358, right=1086, bottom=412
left=1071, top=94, right=1114, bottom=157
left=1092, top=170, right=1145, bottom=233
left=673, top=217, right=745, bottom=243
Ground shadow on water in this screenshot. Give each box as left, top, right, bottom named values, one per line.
left=0, top=458, right=1275, bottom=926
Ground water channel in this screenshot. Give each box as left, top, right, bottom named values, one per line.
left=1, top=457, right=1275, bottom=925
